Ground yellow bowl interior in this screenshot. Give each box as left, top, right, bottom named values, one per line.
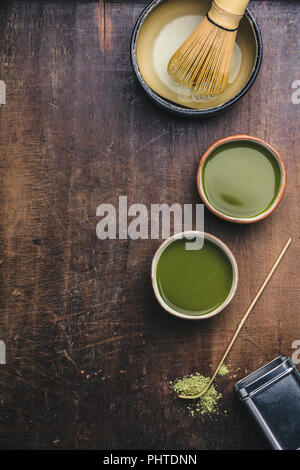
left=136, top=0, right=258, bottom=110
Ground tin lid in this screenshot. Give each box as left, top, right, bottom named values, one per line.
left=235, top=355, right=294, bottom=398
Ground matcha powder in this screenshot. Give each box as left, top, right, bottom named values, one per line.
left=217, top=363, right=229, bottom=376
left=171, top=373, right=222, bottom=417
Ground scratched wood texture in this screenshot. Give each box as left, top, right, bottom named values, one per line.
left=0, top=0, right=299, bottom=450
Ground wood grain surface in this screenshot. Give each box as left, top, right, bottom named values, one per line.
left=0, top=0, right=299, bottom=450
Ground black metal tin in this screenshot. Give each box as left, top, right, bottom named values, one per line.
left=235, top=355, right=300, bottom=450
left=130, top=0, right=263, bottom=118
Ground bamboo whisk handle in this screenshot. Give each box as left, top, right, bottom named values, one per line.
left=210, top=0, right=250, bottom=30
left=214, top=0, right=250, bottom=16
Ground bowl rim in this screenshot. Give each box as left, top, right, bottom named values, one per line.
left=196, top=135, right=287, bottom=224
left=130, top=0, right=263, bottom=117
left=151, top=231, right=239, bottom=320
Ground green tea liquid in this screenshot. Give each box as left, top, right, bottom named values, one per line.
left=156, top=238, right=233, bottom=316
left=202, top=142, right=282, bottom=219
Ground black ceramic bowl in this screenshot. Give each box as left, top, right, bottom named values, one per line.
left=131, top=0, right=263, bottom=118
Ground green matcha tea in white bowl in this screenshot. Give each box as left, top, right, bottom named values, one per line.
left=151, top=232, right=238, bottom=320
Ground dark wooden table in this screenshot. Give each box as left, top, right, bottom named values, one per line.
left=0, top=0, right=299, bottom=450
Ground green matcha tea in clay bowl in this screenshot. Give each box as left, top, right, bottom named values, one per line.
left=197, top=135, right=286, bottom=223
left=151, top=232, right=238, bottom=320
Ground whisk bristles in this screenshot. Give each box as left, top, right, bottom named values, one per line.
left=168, top=15, right=237, bottom=98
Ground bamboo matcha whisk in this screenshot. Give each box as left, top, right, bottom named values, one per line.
left=168, top=0, right=250, bottom=98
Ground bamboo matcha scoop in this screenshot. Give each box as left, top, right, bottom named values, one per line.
left=168, top=0, right=250, bottom=98
left=179, top=238, right=292, bottom=400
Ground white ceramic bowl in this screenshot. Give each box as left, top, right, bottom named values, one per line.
left=151, top=231, right=238, bottom=320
